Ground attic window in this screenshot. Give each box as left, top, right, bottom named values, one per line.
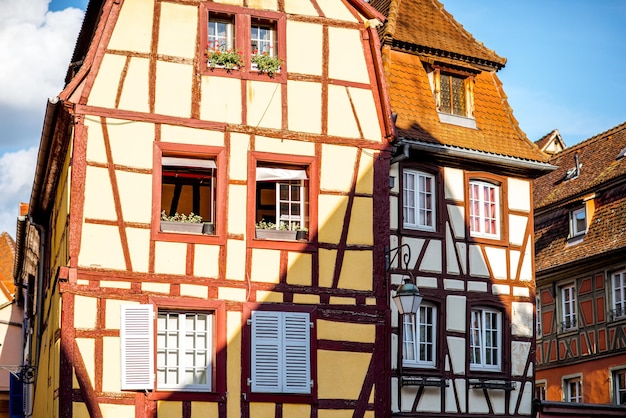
left=617, top=147, right=626, bottom=160
left=564, top=154, right=582, bottom=181
left=430, top=67, right=476, bottom=129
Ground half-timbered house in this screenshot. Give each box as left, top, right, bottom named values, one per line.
left=369, top=0, right=554, bottom=416
left=534, top=122, right=626, bottom=407
left=12, top=0, right=395, bottom=417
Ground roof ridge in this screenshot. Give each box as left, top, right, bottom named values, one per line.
left=431, top=0, right=506, bottom=66
left=557, top=120, right=626, bottom=156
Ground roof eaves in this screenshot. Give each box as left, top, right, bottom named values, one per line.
left=391, top=40, right=505, bottom=71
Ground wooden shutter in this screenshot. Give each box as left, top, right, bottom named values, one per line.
left=251, top=311, right=281, bottom=392
left=121, top=304, right=154, bottom=390
left=283, top=312, right=311, bottom=394
left=251, top=311, right=311, bottom=393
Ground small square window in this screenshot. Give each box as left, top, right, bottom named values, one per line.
left=208, top=12, right=235, bottom=52
left=161, top=155, right=217, bottom=235
left=535, top=381, right=546, bottom=401
left=403, top=170, right=436, bottom=231
left=251, top=19, right=277, bottom=57
left=255, top=164, right=309, bottom=240
left=570, top=207, right=586, bottom=237
left=564, top=376, right=582, bottom=402
left=469, top=180, right=500, bottom=239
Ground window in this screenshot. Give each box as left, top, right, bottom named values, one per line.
left=560, top=284, right=577, bottom=332
left=614, top=369, right=626, bottom=405
left=161, top=155, right=217, bottom=235
left=564, top=376, right=582, bottom=402
left=402, top=303, right=436, bottom=367
left=469, top=180, right=500, bottom=239
left=121, top=302, right=223, bottom=392
left=207, top=12, right=234, bottom=51
left=403, top=170, right=435, bottom=231
left=470, top=308, right=501, bottom=370
left=570, top=207, right=586, bottom=237
left=250, top=310, right=311, bottom=394
left=251, top=18, right=277, bottom=56
left=535, top=381, right=547, bottom=401
left=611, top=270, right=626, bottom=320
left=439, top=72, right=467, bottom=117
left=255, top=164, right=308, bottom=234
left=157, top=311, right=213, bottom=391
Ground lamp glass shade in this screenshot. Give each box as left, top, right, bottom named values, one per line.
left=393, top=281, right=423, bottom=315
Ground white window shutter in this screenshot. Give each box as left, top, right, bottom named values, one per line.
left=251, top=311, right=281, bottom=392
left=121, top=304, right=154, bottom=390
left=283, top=312, right=311, bottom=394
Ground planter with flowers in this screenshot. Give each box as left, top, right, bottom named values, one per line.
left=251, top=52, right=282, bottom=77
left=161, top=211, right=213, bottom=235
left=206, top=44, right=244, bottom=72
left=255, top=220, right=307, bottom=241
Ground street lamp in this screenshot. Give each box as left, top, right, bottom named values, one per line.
left=393, top=277, right=423, bottom=315
left=387, top=243, right=423, bottom=315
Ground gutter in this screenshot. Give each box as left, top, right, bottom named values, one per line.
left=397, top=138, right=557, bottom=173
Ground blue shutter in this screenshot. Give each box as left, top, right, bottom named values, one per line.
left=251, top=311, right=281, bottom=392
left=282, top=312, right=311, bottom=394
left=9, top=372, right=24, bottom=418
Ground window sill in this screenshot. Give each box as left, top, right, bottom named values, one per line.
left=437, top=112, right=477, bottom=129
left=400, top=376, right=447, bottom=388
left=148, top=390, right=225, bottom=402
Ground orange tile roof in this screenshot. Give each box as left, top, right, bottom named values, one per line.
left=0, top=232, right=16, bottom=299
left=387, top=50, right=548, bottom=162
left=375, top=0, right=506, bottom=69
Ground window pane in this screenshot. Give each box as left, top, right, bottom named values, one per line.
left=440, top=74, right=451, bottom=113
left=451, top=75, right=466, bottom=116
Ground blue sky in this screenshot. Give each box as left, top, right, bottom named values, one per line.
left=0, top=0, right=624, bottom=236
left=443, top=0, right=626, bottom=146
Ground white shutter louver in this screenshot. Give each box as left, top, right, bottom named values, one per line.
left=121, top=304, right=154, bottom=390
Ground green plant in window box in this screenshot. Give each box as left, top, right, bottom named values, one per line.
left=255, top=219, right=307, bottom=240
left=160, top=211, right=214, bottom=234
left=251, top=51, right=282, bottom=77
left=206, top=44, right=244, bottom=71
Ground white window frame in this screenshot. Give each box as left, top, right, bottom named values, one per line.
left=570, top=207, right=587, bottom=237
left=402, top=303, right=437, bottom=368
left=250, top=310, right=311, bottom=394
left=156, top=311, right=213, bottom=391
left=469, top=308, right=501, bottom=371
left=563, top=375, right=582, bottom=402
left=535, top=380, right=547, bottom=401
left=207, top=12, right=234, bottom=52
left=560, top=284, right=577, bottom=332
left=403, top=170, right=436, bottom=231
left=256, top=166, right=308, bottom=232
left=612, top=368, right=626, bottom=405
left=250, top=18, right=277, bottom=56
left=469, top=180, right=500, bottom=239
left=536, top=295, right=542, bottom=338
left=611, top=270, right=626, bottom=320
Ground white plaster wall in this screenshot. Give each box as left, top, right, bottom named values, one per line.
left=161, top=125, right=225, bottom=147
left=287, top=81, right=322, bottom=133
left=107, top=121, right=155, bottom=168
left=444, top=167, right=464, bottom=201
left=447, top=204, right=465, bottom=239
left=284, top=0, right=318, bottom=16
left=328, top=28, right=369, bottom=83
left=227, top=184, right=247, bottom=235
left=318, top=194, right=348, bottom=244
left=83, top=166, right=116, bottom=221
left=320, top=144, right=357, bottom=192
left=446, top=338, right=465, bottom=374
left=158, top=2, right=197, bottom=59
left=508, top=178, right=531, bottom=212
left=74, top=296, right=97, bottom=329
left=87, top=54, right=126, bottom=108
left=251, top=249, right=281, bottom=283
left=155, top=61, right=193, bottom=117
left=400, top=237, right=424, bottom=270
left=327, top=85, right=361, bottom=138
left=102, top=336, right=121, bottom=392
left=194, top=244, right=221, bottom=278
left=317, top=0, right=359, bottom=22
left=200, top=76, right=242, bottom=124
left=246, top=80, right=282, bottom=129
left=349, top=87, right=383, bottom=141
left=468, top=245, right=489, bottom=277
left=485, top=246, right=507, bottom=280
left=446, top=226, right=460, bottom=275
left=509, top=214, right=528, bottom=246
left=154, top=241, right=187, bottom=275
left=229, top=133, right=249, bottom=181
left=118, top=57, right=150, bottom=113
left=117, top=171, right=152, bottom=223
left=446, top=379, right=466, bottom=413
left=79, top=224, right=127, bottom=269
left=255, top=135, right=316, bottom=156
left=519, top=243, right=533, bottom=281
left=511, top=341, right=531, bottom=376
left=446, top=297, right=466, bottom=333
left=420, top=240, right=442, bottom=273
left=355, top=150, right=374, bottom=194
left=226, top=239, right=246, bottom=280
left=126, top=228, right=150, bottom=273
left=512, top=302, right=533, bottom=337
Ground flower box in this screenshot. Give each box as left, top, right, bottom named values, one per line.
left=255, top=229, right=298, bottom=241
left=161, top=221, right=204, bottom=235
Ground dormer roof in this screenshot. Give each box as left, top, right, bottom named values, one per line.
left=535, top=129, right=566, bottom=155
left=370, top=0, right=550, bottom=171
left=372, top=0, right=506, bottom=71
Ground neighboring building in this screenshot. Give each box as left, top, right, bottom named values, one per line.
left=534, top=122, right=626, bottom=408
left=0, top=231, right=23, bottom=418
left=13, top=0, right=395, bottom=417
left=370, top=0, right=553, bottom=416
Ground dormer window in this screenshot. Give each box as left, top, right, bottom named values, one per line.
left=570, top=207, right=586, bottom=237
left=427, top=64, right=476, bottom=128
left=439, top=73, right=467, bottom=116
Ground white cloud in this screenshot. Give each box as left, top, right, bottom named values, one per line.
left=0, top=147, right=38, bottom=236
left=0, top=0, right=84, bottom=109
